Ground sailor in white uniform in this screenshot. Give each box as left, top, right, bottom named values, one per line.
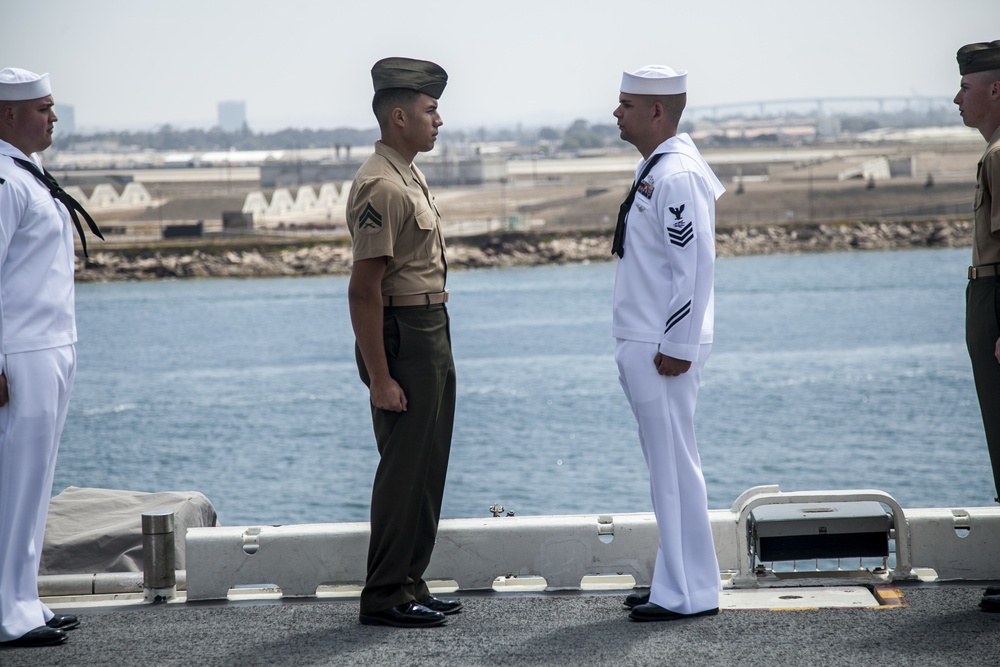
left=611, top=64, right=726, bottom=622
left=0, top=68, right=83, bottom=648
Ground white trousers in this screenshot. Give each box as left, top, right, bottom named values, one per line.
left=615, top=339, right=720, bottom=614
left=0, top=346, right=76, bottom=641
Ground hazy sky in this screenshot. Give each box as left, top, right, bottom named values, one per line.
left=3, top=0, right=998, bottom=132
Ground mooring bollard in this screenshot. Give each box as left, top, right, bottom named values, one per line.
left=142, top=511, right=176, bottom=603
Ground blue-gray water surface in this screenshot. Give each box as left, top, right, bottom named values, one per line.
left=60, top=246, right=992, bottom=526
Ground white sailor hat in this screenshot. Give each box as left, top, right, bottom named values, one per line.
left=0, top=68, right=52, bottom=101
left=620, top=65, right=687, bottom=95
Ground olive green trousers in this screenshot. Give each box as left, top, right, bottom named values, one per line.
left=967, top=278, right=1000, bottom=501
left=355, top=304, right=456, bottom=613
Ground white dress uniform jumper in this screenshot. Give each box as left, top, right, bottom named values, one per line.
left=0, top=139, right=79, bottom=642
left=613, top=133, right=725, bottom=615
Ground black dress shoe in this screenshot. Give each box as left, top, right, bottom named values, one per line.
left=1, top=626, right=67, bottom=648
left=359, top=602, right=446, bottom=628
left=417, top=595, right=463, bottom=615
left=46, top=615, right=80, bottom=631
left=985, top=586, right=1000, bottom=596
left=980, top=593, right=1000, bottom=612
left=623, top=591, right=650, bottom=609
left=629, top=601, right=720, bottom=622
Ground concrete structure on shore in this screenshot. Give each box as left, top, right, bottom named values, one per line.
left=240, top=183, right=350, bottom=223
left=42, top=136, right=985, bottom=248
left=259, top=155, right=507, bottom=188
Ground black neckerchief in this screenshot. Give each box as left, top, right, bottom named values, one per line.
left=11, top=156, right=104, bottom=258
left=612, top=152, right=664, bottom=259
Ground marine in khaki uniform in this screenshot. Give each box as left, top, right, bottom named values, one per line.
left=954, top=40, right=1000, bottom=614
left=346, top=57, right=460, bottom=628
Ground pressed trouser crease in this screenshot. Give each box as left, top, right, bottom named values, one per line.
left=616, top=340, right=719, bottom=614
left=356, top=305, right=455, bottom=613
left=967, top=278, right=1000, bottom=497
left=0, top=345, right=76, bottom=641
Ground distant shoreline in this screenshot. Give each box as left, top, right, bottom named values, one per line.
left=75, top=218, right=974, bottom=283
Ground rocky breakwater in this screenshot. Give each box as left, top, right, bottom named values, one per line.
left=76, top=219, right=973, bottom=283
left=77, top=244, right=356, bottom=282
left=716, top=219, right=973, bottom=256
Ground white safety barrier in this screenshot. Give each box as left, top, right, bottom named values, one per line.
left=904, top=507, right=1000, bottom=581
left=183, top=486, right=1000, bottom=601
left=185, top=514, right=660, bottom=601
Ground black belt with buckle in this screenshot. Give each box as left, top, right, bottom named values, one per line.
left=968, top=264, right=1000, bottom=280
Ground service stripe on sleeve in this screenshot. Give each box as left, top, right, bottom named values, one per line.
left=664, top=300, right=692, bottom=334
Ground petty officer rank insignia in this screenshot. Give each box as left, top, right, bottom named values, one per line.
left=667, top=202, right=694, bottom=248
left=358, top=202, right=383, bottom=234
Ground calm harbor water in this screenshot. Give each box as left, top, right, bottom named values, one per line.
left=58, top=246, right=993, bottom=526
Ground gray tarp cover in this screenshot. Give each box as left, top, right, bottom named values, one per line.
left=40, top=486, right=219, bottom=575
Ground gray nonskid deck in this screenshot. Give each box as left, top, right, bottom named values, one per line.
left=3, top=584, right=999, bottom=667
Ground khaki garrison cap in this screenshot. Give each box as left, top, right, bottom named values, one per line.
left=371, top=57, right=448, bottom=99
left=957, top=40, right=1000, bottom=75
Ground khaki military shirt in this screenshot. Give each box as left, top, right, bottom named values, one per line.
left=347, top=141, right=446, bottom=296
left=973, top=125, right=1000, bottom=266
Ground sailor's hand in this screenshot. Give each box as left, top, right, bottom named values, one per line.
left=995, top=337, right=1000, bottom=364
left=370, top=377, right=408, bottom=412
left=654, top=353, right=691, bottom=377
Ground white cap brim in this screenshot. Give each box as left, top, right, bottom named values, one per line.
left=0, top=69, right=52, bottom=101
left=620, top=65, right=687, bottom=95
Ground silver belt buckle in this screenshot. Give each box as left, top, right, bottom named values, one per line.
left=969, top=265, right=1000, bottom=279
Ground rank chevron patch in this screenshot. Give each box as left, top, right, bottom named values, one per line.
left=664, top=300, right=692, bottom=334
left=668, top=221, right=694, bottom=248
left=358, top=202, right=383, bottom=234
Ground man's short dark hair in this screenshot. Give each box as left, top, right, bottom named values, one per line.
left=372, top=88, right=423, bottom=128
